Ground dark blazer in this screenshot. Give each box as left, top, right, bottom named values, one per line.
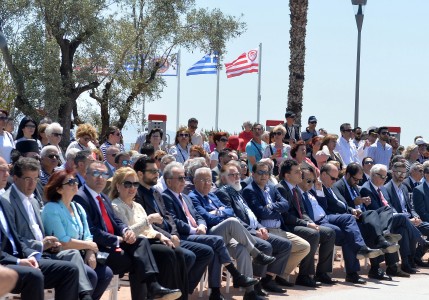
left=276, top=180, right=312, bottom=228
left=413, top=182, right=429, bottom=222
left=360, top=181, right=394, bottom=212
left=134, top=185, right=178, bottom=238
left=322, top=185, right=353, bottom=215
left=242, top=181, right=289, bottom=231
left=189, top=190, right=235, bottom=229
left=403, top=177, right=421, bottom=194
left=332, top=178, right=360, bottom=210
left=282, top=123, right=300, bottom=143
left=73, top=185, right=128, bottom=251
left=162, top=189, right=207, bottom=238
left=104, top=161, right=115, bottom=179
left=358, top=173, right=370, bottom=187
left=384, top=181, right=418, bottom=218
left=1, top=185, right=45, bottom=252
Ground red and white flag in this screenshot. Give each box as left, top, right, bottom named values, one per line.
left=225, top=49, right=259, bottom=78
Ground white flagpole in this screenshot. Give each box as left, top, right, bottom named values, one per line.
left=215, top=54, right=220, bottom=130
left=176, top=49, right=181, bottom=130
left=257, top=43, right=262, bottom=123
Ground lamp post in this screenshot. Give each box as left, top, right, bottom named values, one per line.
left=352, top=0, right=367, bottom=128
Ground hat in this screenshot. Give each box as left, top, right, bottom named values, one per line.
left=308, top=116, right=317, bottom=123
left=285, top=111, right=296, bottom=118
left=415, top=138, right=428, bottom=146
left=367, top=126, right=377, bottom=135
left=15, top=139, right=39, bottom=154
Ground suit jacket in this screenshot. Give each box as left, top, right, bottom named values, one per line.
left=104, top=161, right=115, bottom=179
left=242, top=181, right=289, bottom=231
left=413, top=182, right=429, bottom=222
left=134, top=185, right=178, bottom=238
left=0, top=198, right=37, bottom=265
left=403, top=177, right=421, bottom=194
left=358, top=173, right=370, bottom=187
left=360, top=181, right=394, bottom=212
left=73, top=185, right=128, bottom=251
left=276, top=180, right=312, bottom=228
left=332, top=178, right=361, bottom=211
left=1, top=185, right=45, bottom=252
left=282, top=123, right=300, bottom=143
left=215, top=185, right=263, bottom=235
left=322, top=185, right=353, bottom=215
left=162, top=189, right=207, bottom=238
left=384, top=181, right=418, bottom=218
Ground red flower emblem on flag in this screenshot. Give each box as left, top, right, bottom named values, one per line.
left=247, top=50, right=258, bottom=62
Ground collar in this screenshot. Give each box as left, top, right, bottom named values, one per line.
left=167, top=188, right=181, bottom=200
left=282, top=179, right=295, bottom=191
left=12, top=183, right=34, bottom=201
left=85, top=184, right=101, bottom=199
left=370, top=180, right=380, bottom=192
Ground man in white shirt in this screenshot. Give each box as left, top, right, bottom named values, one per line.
left=335, top=123, right=359, bottom=166
left=366, top=127, right=392, bottom=167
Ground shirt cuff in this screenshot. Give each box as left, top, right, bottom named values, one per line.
left=316, top=190, right=325, bottom=197
left=189, top=227, right=197, bottom=234
left=28, top=252, right=41, bottom=261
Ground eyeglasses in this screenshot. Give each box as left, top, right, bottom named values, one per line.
left=342, top=129, right=352, bottom=132
left=417, top=169, right=424, bottom=173
left=380, top=132, right=390, bottom=136
left=90, top=170, right=110, bottom=179
left=393, top=171, right=406, bottom=176
left=352, top=176, right=362, bottom=182
left=219, top=138, right=228, bottom=142
left=46, top=154, right=60, bottom=160
left=305, top=179, right=316, bottom=184
left=255, top=170, right=271, bottom=176
left=188, top=125, right=198, bottom=129
left=309, top=121, right=317, bottom=124
left=110, top=153, right=119, bottom=157
left=179, top=133, right=189, bottom=138
left=114, top=132, right=121, bottom=136
left=52, top=133, right=63, bottom=137
left=151, top=135, right=161, bottom=138
left=196, top=178, right=212, bottom=184
left=143, top=169, right=160, bottom=174
left=363, top=161, right=374, bottom=165
left=82, top=137, right=91, bottom=142
left=227, top=172, right=240, bottom=178
left=119, top=160, right=130, bottom=166
left=253, top=127, right=263, bottom=131
left=122, top=181, right=140, bottom=188
left=274, top=131, right=283, bottom=136
left=155, top=157, right=163, bottom=162
left=375, top=173, right=387, bottom=180
left=24, top=124, right=36, bottom=128
left=0, top=116, right=7, bottom=121
left=240, top=164, right=248, bottom=168
left=21, top=177, right=40, bottom=184
left=62, top=178, right=78, bottom=186
left=167, top=176, right=186, bottom=181
left=326, top=173, right=338, bottom=181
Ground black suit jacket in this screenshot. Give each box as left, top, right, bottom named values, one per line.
left=384, top=181, right=418, bottom=218
left=360, top=181, right=395, bottom=212
left=332, top=179, right=358, bottom=213
left=282, top=123, right=300, bottom=143
left=276, top=180, right=312, bottom=228
left=73, top=186, right=128, bottom=252
left=413, top=182, right=429, bottom=222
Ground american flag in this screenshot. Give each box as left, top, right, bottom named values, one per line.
left=225, top=49, right=259, bottom=78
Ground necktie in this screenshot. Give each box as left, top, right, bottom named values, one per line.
left=96, top=195, right=114, bottom=234
left=292, top=188, right=303, bottom=218
left=327, top=187, right=347, bottom=210
left=302, top=192, right=314, bottom=220
left=414, top=181, right=420, bottom=188
left=377, top=188, right=389, bottom=207
left=204, top=195, right=218, bottom=210
left=179, top=194, right=197, bottom=228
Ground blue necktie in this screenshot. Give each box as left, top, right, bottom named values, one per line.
left=302, top=192, right=314, bottom=221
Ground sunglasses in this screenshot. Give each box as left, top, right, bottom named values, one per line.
left=24, top=124, right=36, bottom=128
left=52, top=133, right=63, bottom=137
left=82, top=137, right=91, bottom=142
left=47, top=154, right=60, bottom=160
left=62, top=178, right=78, bottom=186
left=342, top=129, right=352, bottom=132
left=121, top=160, right=131, bottom=166
left=113, top=132, right=121, bottom=136
left=122, top=181, right=140, bottom=188
left=309, top=121, right=317, bottom=124
left=0, top=116, right=8, bottom=121
left=188, top=125, right=198, bottom=129
left=274, top=132, right=283, bottom=136
left=375, top=173, right=387, bottom=180
left=196, top=178, right=212, bottom=184
left=143, top=169, right=160, bottom=174
left=253, top=128, right=263, bottom=131
left=326, top=173, right=338, bottom=181
left=90, top=170, right=110, bottom=179
left=305, top=179, right=316, bottom=184
left=380, top=132, right=390, bottom=136
left=168, top=176, right=186, bottom=181
left=179, top=133, right=189, bottom=138
left=219, top=138, right=228, bottom=142
left=227, top=172, right=240, bottom=178
left=255, top=170, right=271, bottom=176
left=363, top=161, right=374, bottom=165
left=393, top=171, right=406, bottom=176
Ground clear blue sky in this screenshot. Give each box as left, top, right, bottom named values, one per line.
left=122, top=0, right=429, bottom=147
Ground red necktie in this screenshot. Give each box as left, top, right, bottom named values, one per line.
left=96, top=195, right=114, bottom=234
left=179, top=194, right=197, bottom=228
left=377, top=188, right=389, bottom=207
left=292, top=188, right=303, bottom=218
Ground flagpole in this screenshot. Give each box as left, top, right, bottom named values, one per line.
left=176, top=49, right=181, bottom=130
left=215, top=55, right=220, bottom=130
left=257, top=43, right=262, bottom=123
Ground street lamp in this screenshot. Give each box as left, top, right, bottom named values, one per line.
left=351, top=0, right=367, bottom=128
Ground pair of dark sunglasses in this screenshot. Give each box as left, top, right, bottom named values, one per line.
left=62, top=178, right=78, bottom=186
left=122, top=181, right=139, bottom=188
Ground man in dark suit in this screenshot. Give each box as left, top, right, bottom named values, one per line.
left=192, top=166, right=289, bottom=296
left=358, top=157, right=373, bottom=186
left=242, top=162, right=311, bottom=287
left=73, top=160, right=181, bottom=300
left=385, top=162, right=429, bottom=267
left=403, top=162, right=424, bottom=193
left=276, top=159, right=336, bottom=286
left=73, top=150, right=94, bottom=188
left=133, top=156, right=213, bottom=297
left=211, top=148, right=232, bottom=185
left=282, top=111, right=300, bottom=145
left=104, top=146, right=119, bottom=179
left=161, top=162, right=265, bottom=300
left=299, top=165, right=382, bottom=284
left=0, top=197, right=79, bottom=300
left=360, top=163, right=427, bottom=275
left=1, top=157, right=98, bottom=300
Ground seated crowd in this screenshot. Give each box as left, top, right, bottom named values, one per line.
left=1, top=109, right=429, bottom=300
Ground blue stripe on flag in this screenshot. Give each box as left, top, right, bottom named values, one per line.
left=186, top=54, right=218, bottom=76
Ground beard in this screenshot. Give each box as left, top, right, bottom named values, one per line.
left=231, top=181, right=242, bottom=191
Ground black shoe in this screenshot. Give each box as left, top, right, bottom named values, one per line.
left=275, top=276, right=295, bottom=287
left=419, top=240, right=429, bottom=252
left=401, top=265, right=417, bottom=275
left=414, top=257, right=429, bottom=268
left=356, top=246, right=383, bottom=260
left=243, top=290, right=265, bottom=300
left=253, top=252, right=276, bottom=266
left=345, top=272, right=367, bottom=284
left=386, top=265, right=410, bottom=277
left=149, top=286, right=182, bottom=300
left=295, top=275, right=321, bottom=288
left=253, top=282, right=268, bottom=297
left=378, top=240, right=400, bottom=254
left=384, top=233, right=402, bottom=243
left=79, top=292, right=92, bottom=300
left=208, top=292, right=226, bottom=300
left=368, top=268, right=392, bottom=281
left=261, top=279, right=286, bottom=293
left=232, top=274, right=259, bottom=288
left=314, top=273, right=338, bottom=285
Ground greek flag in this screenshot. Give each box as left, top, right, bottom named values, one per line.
left=186, top=53, right=218, bottom=76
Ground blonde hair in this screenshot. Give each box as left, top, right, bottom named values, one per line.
left=109, top=167, right=138, bottom=200
left=76, top=123, right=98, bottom=140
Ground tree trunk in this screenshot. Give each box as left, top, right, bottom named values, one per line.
left=287, top=0, right=308, bottom=127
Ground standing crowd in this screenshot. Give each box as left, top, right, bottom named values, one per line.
left=1, top=108, right=429, bottom=300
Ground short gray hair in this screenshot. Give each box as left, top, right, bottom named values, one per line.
left=163, top=162, right=184, bottom=179
left=45, top=122, right=63, bottom=137
left=40, top=145, right=59, bottom=157
left=65, top=148, right=80, bottom=161
left=370, top=164, right=387, bottom=176
left=185, top=157, right=207, bottom=178
left=194, top=167, right=211, bottom=179
left=410, top=162, right=423, bottom=172
left=161, top=154, right=176, bottom=166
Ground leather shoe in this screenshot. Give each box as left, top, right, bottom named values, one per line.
left=314, top=273, right=338, bottom=285
left=253, top=252, right=276, bottom=266
left=401, top=265, right=417, bottom=275
left=345, top=272, right=367, bottom=284
left=261, top=279, right=286, bottom=293
left=253, top=282, right=268, bottom=297
left=415, top=257, right=429, bottom=268
left=243, top=290, right=265, bottom=300
left=386, top=265, right=410, bottom=277
left=295, top=275, right=321, bottom=287
left=232, top=274, right=259, bottom=288
left=368, top=268, right=392, bottom=281
left=356, top=246, right=383, bottom=260
left=275, top=276, right=295, bottom=287
left=208, top=292, right=226, bottom=300
left=384, top=233, right=402, bottom=243
left=150, top=286, right=182, bottom=300
left=378, top=240, right=400, bottom=254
